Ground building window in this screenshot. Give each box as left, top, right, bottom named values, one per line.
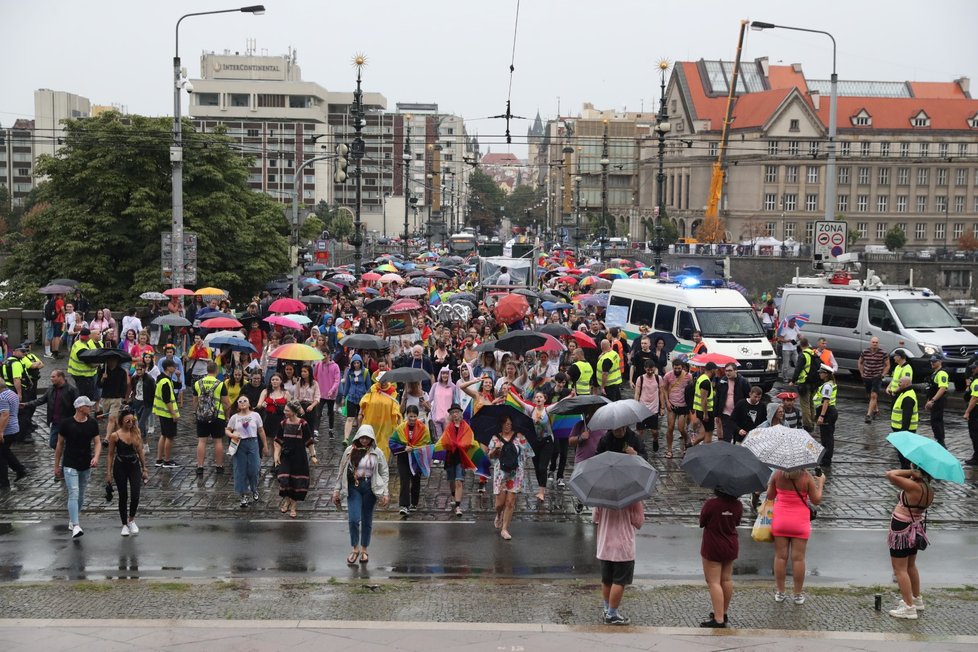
left=955, top=168, right=967, bottom=186
left=938, top=143, right=948, bottom=158
left=805, top=221, right=815, bottom=243
left=896, top=196, right=908, bottom=213
left=944, top=270, right=972, bottom=290
left=765, top=165, right=777, bottom=183
left=897, top=167, right=909, bottom=185
left=840, top=142, right=851, bottom=157
left=230, top=93, right=250, bottom=108
left=897, top=223, right=908, bottom=235
left=974, top=223, right=978, bottom=238
left=858, top=167, right=870, bottom=185
left=838, top=166, right=850, bottom=184
left=915, top=223, right=927, bottom=240
left=268, top=159, right=277, bottom=167
left=877, top=222, right=888, bottom=240
left=935, top=222, right=946, bottom=242
left=857, top=222, right=868, bottom=238
left=784, top=222, right=796, bottom=238
left=958, top=143, right=968, bottom=157
left=857, top=195, right=869, bottom=212
left=787, top=141, right=799, bottom=156
left=900, top=142, right=910, bottom=158
left=853, top=113, right=871, bottom=126
left=877, top=195, right=888, bottom=212
left=878, top=168, right=890, bottom=185
left=880, top=142, right=890, bottom=157
left=936, top=168, right=948, bottom=186
left=257, top=94, right=286, bottom=108
left=806, top=194, right=818, bottom=211
left=809, top=142, right=819, bottom=157
left=975, top=196, right=978, bottom=212
left=955, top=196, right=965, bottom=213
left=786, top=165, right=798, bottom=183
left=911, top=112, right=931, bottom=127
left=953, top=223, right=964, bottom=239
left=789, top=119, right=800, bottom=132
left=861, top=142, right=871, bottom=157
left=917, top=169, right=928, bottom=185
left=783, top=194, right=797, bottom=211
left=764, top=193, right=777, bottom=211
left=246, top=128, right=260, bottom=138
left=917, top=196, right=928, bottom=212
left=767, top=140, right=779, bottom=156
left=267, top=174, right=276, bottom=183
left=708, top=142, right=719, bottom=157
left=806, top=166, right=819, bottom=184
left=766, top=221, right=778, bottom=236
left=838, top=195, right=849, bottom=212
left=936, top=196, right=948, bottom=212
left=919, top=142, right=930, bottom=157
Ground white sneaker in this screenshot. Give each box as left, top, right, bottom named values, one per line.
left=128, top=522, right=139, bottom=535
left=912, top=595, right=924, bottom=611
left=121, top=525, right=130, bottom=537
left=792, top=593, right=806, bottom=605
left=888, top=600, right=918, bottom=620
left=71, top=525, right=84, bottom=539
left=774, top=591, right=786, bottom=603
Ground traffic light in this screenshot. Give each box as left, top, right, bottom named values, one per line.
left=714, top=256, right=731, bottom=280
left=334, top=143, right=349, bottom=183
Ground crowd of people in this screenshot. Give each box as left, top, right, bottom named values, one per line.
left=0, top=256, right=970, bottom=627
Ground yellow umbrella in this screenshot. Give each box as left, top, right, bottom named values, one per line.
left=195, top=287, right=226, bottom=296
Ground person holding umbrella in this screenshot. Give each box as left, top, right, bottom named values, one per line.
left=488, top=412, right=534, bottom=540
left=593, top=487, right=645, bottom=625
left=885, top=464, right=934, bottom=619
left=767, top=466, right=825, bottom=605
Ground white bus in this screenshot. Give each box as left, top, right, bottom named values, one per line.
left=608, top=279, right=779, bottom=389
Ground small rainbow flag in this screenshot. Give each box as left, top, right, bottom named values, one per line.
left=504, top=387, right=530, bottom=412
left=410, top=445, right=434, bottom=477
left=550, top=413, right=583, bottom=440
left=428, top=279, right=441, bottom=306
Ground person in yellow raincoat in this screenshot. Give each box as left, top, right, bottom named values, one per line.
left=358, top=371, right=401, bottom=459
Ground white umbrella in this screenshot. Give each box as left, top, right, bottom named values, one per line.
left=587, top=399, right=654, bottom=431
left=284, top=314, right=312, bottom=325
left=741, top=425, right=825, bottom=471
left=204, top=330, right=245, bottom=344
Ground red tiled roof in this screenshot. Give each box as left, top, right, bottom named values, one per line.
left=767, top=65, right=808, bottom=93
left=678, top=62, right=727, bottom=127
left=481, top=153, right=522, bottom=165
left=909, top=81, right=966, bottom=99
left=814, top=97, right=978, bottom=130
left=12, top=119, right=35, bottom=130
left=729, top=88, right=794, bottom=129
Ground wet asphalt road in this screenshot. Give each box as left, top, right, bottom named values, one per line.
left=2, top=519, right=977, bottom=586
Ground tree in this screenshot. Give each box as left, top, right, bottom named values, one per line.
left=467, top=170, right=506, bottom=236
left=326, top=209, right=354, bottom=240
left=0, top=112, right=288, bottom=308
left=299, top=215, right=326, bottom=242
left=502, top=185, right=545, bottom=228
left=957, top=233, right=978, bottom=252
left=884, top=226, right=907, bottom=252
left=696, top=215, right=726, bottom=243
left=739, top=216, right=768, bottom=243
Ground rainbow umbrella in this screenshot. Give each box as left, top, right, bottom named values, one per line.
left=270, top=343, right=324, bottom=362
left=375, top=263, right=399, bottom=273
left=599, top=268, right=628, bottom=280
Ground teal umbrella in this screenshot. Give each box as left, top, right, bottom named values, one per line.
left=886, top=431, right=965, bottom=484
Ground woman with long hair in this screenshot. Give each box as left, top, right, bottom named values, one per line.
left=121, top=329, right=139, bottom=355
left=768, top=466, right=825, bottom=605
left=274, top=401, right=317, bottom=518
left=226, top=395, right=268, bottom=508
left=333, top=425, right=390, bottom=565
left=104, top=408, right=148, bottom=536
left=224, top=367, right=246, bottom=411
left=258, top=373, right=291, bottom=446
left=294, top=365, right=321, bottom=436
left=885, top=465, right=934, bottom=619
left=488, top=414, right=534, bottom=540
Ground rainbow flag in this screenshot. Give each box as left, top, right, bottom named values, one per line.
left=428, top=279, right=441, bottom=306
left=503, top=387, right=531, bottom=412
left=410, top=445, right=434, bottom=477
left=427, top=442, right=491, bottom=479
left=550, top=413, right=583, bottom=440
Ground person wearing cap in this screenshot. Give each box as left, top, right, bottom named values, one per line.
left=887, top=350, right=913, bottom=396
left=924, top=355, right=949, bottom=448
left=814, top=365, right=838, bottom=467
left=18, top=341, right=43, bottom=436
left=53, top=395, right=101, bottom=538
left=962, top=363, right=978, bottom=465
left=690, top=362, right=718, bottom=445
left=357, top=371, right=401, bottom=460
left=890, top=375, right=918, bottom=469
left=157, top=344, right=186, bottom=407
left=858, top=337, right=890, bottom=424
left=437, top=402, right=475, bottom=517
left=333, top=424, right=390, bottom=565
left=67, top=327, right=99, bottom=402
left=769, top=392, right=803, bottom=430
left=2, top=347, right=32, bottom=415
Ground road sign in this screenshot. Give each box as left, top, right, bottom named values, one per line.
left=813, top=221, right=847, bottom=261
left=161, top=232, right=198, bottom=284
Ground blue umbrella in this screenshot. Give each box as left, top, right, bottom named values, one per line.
left=886, top=431, right=965, bottom=484
left=208, top=336, right=257, bottom=353
left=364, top=287, right=380, bottom=295
left=580, top=294, right=608, bottom=308
left=542, top=301, right=573, bottom=311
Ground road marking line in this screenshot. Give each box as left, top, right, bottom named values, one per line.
left=249, top=519, right=477, bottom=525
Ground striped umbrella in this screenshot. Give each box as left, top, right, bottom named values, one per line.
left=777, top=312, right=811, bottom=335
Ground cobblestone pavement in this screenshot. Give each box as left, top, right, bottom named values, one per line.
left=2, top=360, right=977, bottom=528
left=1, top=578, right=977, bottom=637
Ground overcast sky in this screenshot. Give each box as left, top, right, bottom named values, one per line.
left=4, top=0, right=976, bottom=157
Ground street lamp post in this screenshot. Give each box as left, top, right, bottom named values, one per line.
left=402, top=114, right=412, bottom=258
left=349, top=54, right=367, bottom=275
left=171, top=5, right=264, bottom=289
left=291, top=154, right=332, bottom=298
left=574, top=175, right=582, bottom=259
left=382, top=191, right=390, bottom=238
left=653, top=60, right=671, bottom=276
left=751, top=21, right=837, bottom=222
left=600, top=121, right=610, bottom=263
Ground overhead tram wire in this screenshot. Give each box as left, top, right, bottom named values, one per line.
left=487, top=0, right=524, bottom=144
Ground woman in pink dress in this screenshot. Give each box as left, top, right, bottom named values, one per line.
left=767, top=468, right=825, bottom=605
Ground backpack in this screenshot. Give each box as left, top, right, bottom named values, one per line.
left=196, top=379, right=219, bottom=422
left=498, top=437, right=520, bottom=473
left=43, top=298, right=56, bottom=321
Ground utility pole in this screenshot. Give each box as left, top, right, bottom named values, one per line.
left=350, top=54, right=367, bottom=275
left=574, top=175, right=582, bottom=260
left=653, top=60, right=670, bottom=276
left=599, top=120, right=610, bottom=264
left=402, top=114, right=411, bottom=258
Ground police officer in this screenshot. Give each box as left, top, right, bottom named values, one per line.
left=814, top=365, right=838, bottom=467
left=924, top=355, right=948, bottom=448
left=891, top=375, right=918, bottom=469
left=691, top=362, right=718, bottom=445
left=568, top=349, right=594, bottom=396
left=963, top=362, right=978, bottom=466
left=17, top=342, right=43, bottom=440
left=887, top=349, right=913, bottom=396
left=597, top=340, right=623, bottom=401
left=790, top=337, right=818, bottom=431
left=1, top=347, right=31, bottom=402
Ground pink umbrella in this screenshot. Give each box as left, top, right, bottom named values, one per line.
left=268, top=297, right=306, bottom=313
left=200, top=317, right=242, bottom=329
left=379, top=273, right=404, bottom=284
left=163, top=288, right=195, bottom=297
left=361, top=272, right=382, bottom=282
left=390, top=299, right=422, bottom=312
left=530, top=332, right=567, bottom=354
left=264, top=315, right=304, bottom=329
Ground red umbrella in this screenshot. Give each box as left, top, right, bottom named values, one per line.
left=264, top=315, right=304, bottom=330
left=390, top=299, right=422, bottom=312
left=530, top=332, right=567, bottom=354
left=268, top=297, right=306, bottom=313
left=556, top=276, right=579, bottom=284
left=163, top=288, right=195, bottom=297
left=200, top=317, right=242, bottom=329
left=494, top=294, right=530, bottom=325
left=571, top=331, right=598, bottom=349
left=361, top=271, right=382, bottom=282
left=689, top=353, right=739, bottom=367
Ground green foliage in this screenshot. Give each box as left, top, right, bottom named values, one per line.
left=327, top=209, right=354, bottom=240
left=299, top=215, right=326, bottom=242
left=467, top=170, right=506, bottom=236
left=503, top=185, right=546, bottom=227
left=884, top=226, right=907, bottom=252
left=0, top=112, right=289, bottom=308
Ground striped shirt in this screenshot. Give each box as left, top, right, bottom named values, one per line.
left=860, top=348, right=888, bottom=379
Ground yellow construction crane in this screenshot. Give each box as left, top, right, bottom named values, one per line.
left=700, top=19, right=749, bottom=243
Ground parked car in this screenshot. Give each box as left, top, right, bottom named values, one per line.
left=917, top=249, right=935, bottom=260
left=902, top=250, right=918, bottom=260
left=952, top=250, right=969, bottom=261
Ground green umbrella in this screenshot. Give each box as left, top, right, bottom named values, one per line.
left=886, top=431, right=965, bottom=484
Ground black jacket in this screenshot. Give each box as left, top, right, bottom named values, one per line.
left=25, top=382, right=78, bottom=425
left=596, top=429, right=648, bottom=460
left=713, top=374, right=751, bottom=417
left=127, top=374, right=156, bottom=405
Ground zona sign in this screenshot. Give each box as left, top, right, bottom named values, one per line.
left=813, top=220, right=848, bottom=261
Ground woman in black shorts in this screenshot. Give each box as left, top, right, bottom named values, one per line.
left=885, top=465, right=934, bottom=620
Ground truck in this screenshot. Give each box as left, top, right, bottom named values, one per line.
left=477, top=254, right=537, bottom=301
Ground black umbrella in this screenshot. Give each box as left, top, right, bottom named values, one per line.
left=448, top=292, right=477, bottom=303
left=300, top=295, right=328, bottom=305
left=549, top=289, right=571, bottom=301
left=79, top=348, right=133, bottom=364
left=680, top=441, right=772, bottom=496
left=539, top=293, right=562, bottom=303
left=48, top=278, right=80, bottom=287
left=425, top=270, right=450, bottom=279
left=365, top=298, right=393, bottom=314
left=321, top=281, right=343, bottom=293
left=513, top=288, right=539, bottom=299
left=549, top=394, right=612, bottom=415
left=474, top=340, right=497, bottom=353
left=339, top=333, right=389, bottom=350
left=38, top=284, right=74, bottom=295
left=494, top=330, right=547, bottom=356
left=409, top=278, right=430, bottom=287
left=152, top=315, right=192, bottom=327
left=537, top=323, right=573, bottom=338
left=650, top=331, right=679, bottom=352
left=382, top=367, right=432, bottom=384
left=470, top=404, right=537, bottom=446
left=304, top=263, right=328, bottom=272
